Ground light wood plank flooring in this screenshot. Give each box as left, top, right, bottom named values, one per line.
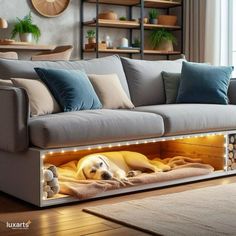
left=0, top=176, right=236, bottom=236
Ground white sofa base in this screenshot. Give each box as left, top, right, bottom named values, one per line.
left=0, top=130, right=234, bottom=207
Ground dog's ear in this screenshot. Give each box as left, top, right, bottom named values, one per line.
left=76, top=158, right=87, bottom=180
left=76, top=167, right=87, bottom=180
left=98, top=155, right=110, bottom=169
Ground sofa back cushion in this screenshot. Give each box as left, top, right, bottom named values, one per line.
left=121, top=57, right=185, bottom=106
left=0, top=55, right=130, bottom=98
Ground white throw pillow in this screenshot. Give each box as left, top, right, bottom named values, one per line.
left=0, top=79, right=13, bottom=87
left=88, top=74, right=134, bottom=109
left=11, top=78, right=61, bottom=116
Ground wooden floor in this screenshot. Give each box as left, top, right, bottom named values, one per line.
left=0, top=176, right=236, bottom=236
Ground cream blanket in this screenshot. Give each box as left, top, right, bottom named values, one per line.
left=55, top=155, right=214, bottom=199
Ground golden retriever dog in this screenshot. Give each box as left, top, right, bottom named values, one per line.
left=76, top=151, right=169, bottom=182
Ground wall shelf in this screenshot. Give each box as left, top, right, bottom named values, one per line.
left=85, top=0, right=181, bottom=8
left=144, top=50, right=181, bottom=55
left=144, top=0, right=181, bottom=8
left=84, top=19, right=181, bottom=30
left=80, top=0, right=184, bottom=59
left=84, top=19, right=139, bottom=29
left=84, top=48, right=140, bottom=54
left=84, top=48, right=181, bottom=56
left=86, top=0, right=140, bottom=6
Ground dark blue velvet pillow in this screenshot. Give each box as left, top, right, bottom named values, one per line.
left=176, top=62, right=233, bottom=104
left=35, top=68, right=102, bottom=112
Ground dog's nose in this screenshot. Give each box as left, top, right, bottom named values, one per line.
left=101, top=172, right=111, bottom=180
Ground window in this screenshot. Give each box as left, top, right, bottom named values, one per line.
left=230, top=0, right=236, bottom=76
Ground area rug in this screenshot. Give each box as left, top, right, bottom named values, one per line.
left=84, top=183, right=236, bottom=236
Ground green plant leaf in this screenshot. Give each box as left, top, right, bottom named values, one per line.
left=149, top=9, right=159, bottom=19
left=149, top=29, right=177, bottom=49
left=11, top=12, right=41, bottom=42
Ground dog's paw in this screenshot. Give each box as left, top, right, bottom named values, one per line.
left=112, top=177, right=134, bottom=186
left=127, top=170, right=142, bottom=177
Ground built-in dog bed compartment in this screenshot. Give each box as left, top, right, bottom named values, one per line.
left=41, top=133, right=228, bottom=207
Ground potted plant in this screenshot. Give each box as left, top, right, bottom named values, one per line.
left=86, top=30, right=96, bottom=44
left=11, top=12, right=41, bottom=43
left=132, top=38, right=141, bottom=48
left=119, top=16, right=127, bottom=21
left=149, top=29, right=177, bottom=51
left=149, top=9, right=158, bottom=24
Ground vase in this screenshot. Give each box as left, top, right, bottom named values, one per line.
left=20, top=33, right=33, bottom=43
left=158, top=15, right=177, bottom=26
left=88, top=37, right=96, bottom=44
left=149, top=19, right=158, bottom=24
left=156, top=40, right=173, bottom=51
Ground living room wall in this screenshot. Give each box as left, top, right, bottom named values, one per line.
left=0, top=0, right=181, bottom=60
left=0, top=0, right=80, bottom=58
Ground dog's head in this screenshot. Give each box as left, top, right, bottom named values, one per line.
left=76, top=154, right=113, bottom=180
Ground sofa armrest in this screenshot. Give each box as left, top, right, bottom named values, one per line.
left=228, top=79, right=236, bottom=104
left=0, top=87, right=29, bottom=152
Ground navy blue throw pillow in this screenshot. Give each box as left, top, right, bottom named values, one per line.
left=35, top=68, right=102, bottom=112
left=176, top=62, right=233, bottom=104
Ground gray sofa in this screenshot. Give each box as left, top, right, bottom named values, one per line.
left=1, top=55, right=236, bottom=152
left=0, top=55, right=236, bottom=206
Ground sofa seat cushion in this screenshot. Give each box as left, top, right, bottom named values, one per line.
left=135, top=104, right=236, bottom=136
left=29, top=110, right=164, bottom=149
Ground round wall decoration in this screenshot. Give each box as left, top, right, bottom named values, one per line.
left=31, top=0, right=71, bottom=18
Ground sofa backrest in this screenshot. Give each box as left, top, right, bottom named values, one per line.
left=121, top=57, right=185, bottom=106
left=0, top=55, right=130, bottom=98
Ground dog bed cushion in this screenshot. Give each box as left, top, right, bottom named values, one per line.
left=56, top=153, right=214, bottom=199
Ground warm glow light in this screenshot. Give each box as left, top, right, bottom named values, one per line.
left=38, top=132, right=230, bottom=159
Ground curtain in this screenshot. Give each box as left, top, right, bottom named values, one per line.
left=184, top=0, right=230, bottom=65
left=184, top=0, right=207, bottom=62
left=204, top=0, right=230, bottom=66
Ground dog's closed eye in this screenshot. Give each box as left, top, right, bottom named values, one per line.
left=100, top=162, right=103, bottom=167
left=90, top=168, right=96, bottom=174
